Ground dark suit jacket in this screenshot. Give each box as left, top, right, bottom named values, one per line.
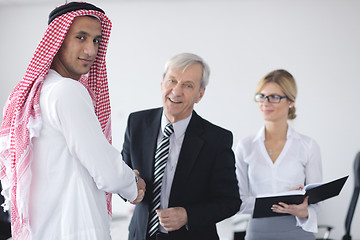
left=122, top=108, right=241, bottom=240
left=0, top=185, right=11, bottom=240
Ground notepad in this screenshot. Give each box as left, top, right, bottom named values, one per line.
left=252, top=175, right=349, bottom=218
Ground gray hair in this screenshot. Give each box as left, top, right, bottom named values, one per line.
left=163, top=53, right=210, bottom=90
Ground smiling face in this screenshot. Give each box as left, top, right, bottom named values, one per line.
left=161, top=63, right=205, bottom=123
left=51, top=16, right=102, bottom=80
left=258, top=82, right=293, bottom=123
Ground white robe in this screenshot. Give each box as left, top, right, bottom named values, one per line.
left=29, top=70, right=137, bottom=240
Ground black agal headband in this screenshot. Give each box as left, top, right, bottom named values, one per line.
left=48, top=2, right=105, bottom=25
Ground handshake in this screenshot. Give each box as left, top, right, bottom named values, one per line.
left=129, top=169, right=146, bottom=205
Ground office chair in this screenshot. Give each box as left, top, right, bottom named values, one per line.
left=342, top=151, right=360, bottom=240
left=316, top=225, right=334, bottom=240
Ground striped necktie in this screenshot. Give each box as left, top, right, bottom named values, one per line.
left=148, top=123, right=174, bottom=237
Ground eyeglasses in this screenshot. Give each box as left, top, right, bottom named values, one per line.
left=254, top=94, right=288, bottom=103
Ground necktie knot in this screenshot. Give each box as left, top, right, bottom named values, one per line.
left=163, top=123, right=174, bottom=138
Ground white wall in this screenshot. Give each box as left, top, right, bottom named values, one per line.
left=1, top=0, right=359, bottom=239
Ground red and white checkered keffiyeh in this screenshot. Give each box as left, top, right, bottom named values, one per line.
left=0, top=7, right=113, bottom=240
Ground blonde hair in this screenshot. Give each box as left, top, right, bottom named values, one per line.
left=255, top=69, right=297, bottom=120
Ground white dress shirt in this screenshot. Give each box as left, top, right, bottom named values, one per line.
left=158, top=113, right=191, bottom=233
left=29, top=70, right=137, bottom=240
left=235, top=126, right=322, bottom=232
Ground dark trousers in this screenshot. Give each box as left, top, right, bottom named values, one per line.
left=148, top=232, right=170, bottom=240
left=234, top=231, right=246, bottom=240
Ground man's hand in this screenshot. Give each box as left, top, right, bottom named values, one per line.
left=129, top=170, right=146, bottom=205
left=156, top=207, right=188, bottom=232
left=271, top=196, right=309, bottom=218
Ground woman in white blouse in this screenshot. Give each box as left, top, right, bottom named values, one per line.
left=235, top=69, right=322, bottom=240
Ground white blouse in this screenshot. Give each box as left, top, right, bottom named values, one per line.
left=29, top=70, right=137, bottom=240
left=235, top=126, right=322, bottom=232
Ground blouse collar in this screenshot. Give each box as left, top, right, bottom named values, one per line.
left=253, top=124, right=299, bottom=143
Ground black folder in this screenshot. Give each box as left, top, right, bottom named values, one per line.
left=252, top=175, right=348, bottom=218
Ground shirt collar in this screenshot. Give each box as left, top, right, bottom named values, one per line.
left=161, top=113, right=192, bottom=139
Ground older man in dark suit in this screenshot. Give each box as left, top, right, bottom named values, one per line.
left=122, top=53, right=241, bottom=240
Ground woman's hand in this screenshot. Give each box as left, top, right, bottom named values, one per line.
left=271, top=196, right=309, bottom=218
left=290, top=185, right=304, bottom=191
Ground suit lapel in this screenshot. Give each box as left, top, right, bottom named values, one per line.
left=170, top=112, right=204, bottom=200
left=142, top=108, right=163, bottom=181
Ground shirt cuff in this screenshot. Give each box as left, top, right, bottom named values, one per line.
left=295, top=205, right=318, bottom=233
